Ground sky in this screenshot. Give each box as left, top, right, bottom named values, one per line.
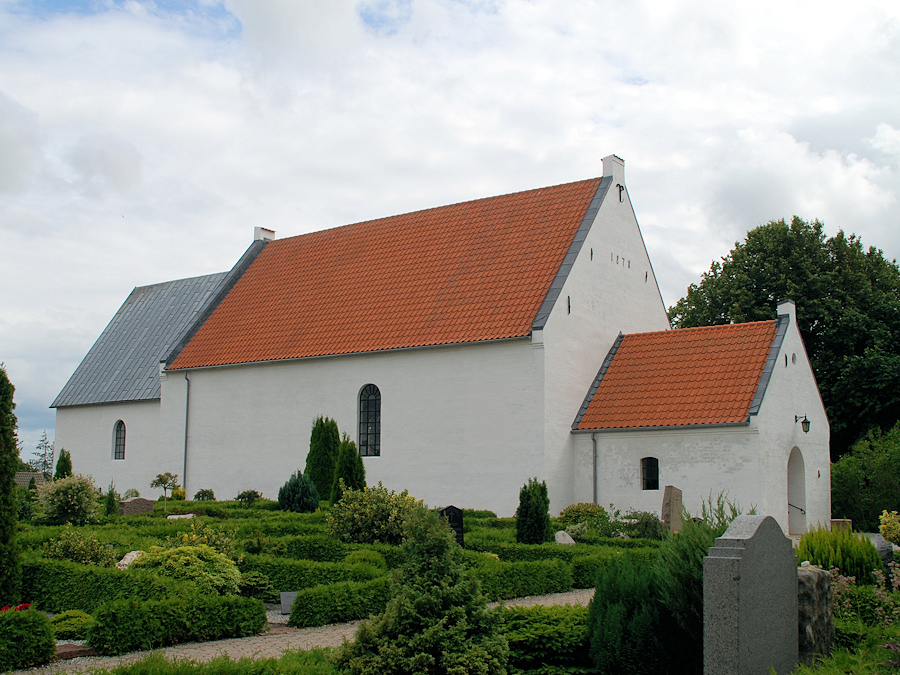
left=2, top=0, right=899, bottom=460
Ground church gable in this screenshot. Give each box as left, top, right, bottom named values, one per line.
left=168, top=178, right=605, bottom=370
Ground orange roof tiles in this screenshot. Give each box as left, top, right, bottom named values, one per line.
left=575, top=321, right=780, bottom=430
left=170, top=177, right=603, bottom=370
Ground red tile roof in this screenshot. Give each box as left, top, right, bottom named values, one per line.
left=169, top=177, right=603, bottom=370
left=574, top=321, right=780, bottom=430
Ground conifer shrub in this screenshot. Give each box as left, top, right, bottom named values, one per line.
left=50, top=609, right=94, bottom=640
left=333, top=508, right=509, bottom=674
left=469, top=557, right=573, bottom=601
left=571, top=547, right=660, bottom=588
left=238, top=554, right=385, bottom=591
left=516, top=477, right=551, bottom=544
left=499, top=604, right=591, bottom=671
left=104, top=482, right=120, bottom=517
left=278, top=470, right=320, bottom=513
left=330, top=434, right=366, bottom=503
left=328, top=482, right=422, bottom=545
left=0, top=364, right=20, bottom=604
left=237, top=571, right=276, bottom=602
left=0, top=605, right=55, bottom=670
left=305, top=416, right=340, bottom=499
left=796, top=526, right=883, bottom=583
left=38, top=473, right=99, bottom=525
left=130, top=544, right=241, bottom=595
left=235, top=489, right=262, bottom=508
left=53, top=448, right=73, bottom=480
left=44, top=523, right=117, bottom=566
left=193, top=488, right=216, bottom=501
left=288, top=576, right=392, bottom=627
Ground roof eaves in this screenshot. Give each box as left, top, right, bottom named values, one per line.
left=532, top=177, right=611, bottom=331
left=571, top=421, right=753, bottom=434
left=572, top=331, right=624, bottom=430
left=165, top=239, right=268, bottom=368
left=747, top=315, right=788, bottom=416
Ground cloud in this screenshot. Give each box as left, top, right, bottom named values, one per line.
left=0, top=92, right=42, bottom=192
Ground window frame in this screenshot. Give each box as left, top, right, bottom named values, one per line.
left=113, top=420, right=126, bottom=460
left=641, top=456, right=659, bottom=491
left=358, top=384, right=381, bottom=457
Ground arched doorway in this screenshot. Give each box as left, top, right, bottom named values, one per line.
left=787, top=447, right=806, bottom=535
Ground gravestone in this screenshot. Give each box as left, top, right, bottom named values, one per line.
left=280, top=591, right=297, bottom=615
left=704, top=515, right=798, bottom=674
left=118, top=497, right=155, bottom=516
left=439, top=505, right=464, bottom=547
left=555, top=530, right=576, bottom=545
left=661, top=485, right=683, bottom=533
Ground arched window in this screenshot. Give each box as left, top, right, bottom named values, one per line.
left=114, top=420, right=126, bottom=460
left=641, top=457, right=659, bottom=490
left=359, top=384, right=380, bottom=457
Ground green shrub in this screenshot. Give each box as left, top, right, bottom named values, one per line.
left=164, top=520, right=238, bottom=559
left=499, top=604, right=591, bottom=671
left=516, top=478, right=551, bottom=545
left=330, top=434, right=366, bottom=503
left=238, top=571, right=277, bottom=603
left=17, top=485, right=35, bottom=522
left=282, top=534, right=346, bottom=561
left=239, top=554, right=385, bottom=592
left=0, top=606, right=55, bottom=670
left=343, top=549, right=387, bottom=571
left=193, top=488, right=216, bottom=501
left=50, top=608, right=94, bottom=640
left=22, top=557, right=196, bottom=613
left=558, top=502, right=621, bottom=538
left=305, top=416, right=341, bottom=499
left=796, top=526, right=883, bottom=583
left=38, top=473, right=99, bottom=525
left=278, top=470, right=320, bottom=513
left=0, top=364, right=21, bottom=604
left=470, top=558, right=573, bottom=601
left=880, top=510, right=900, bottom=547
left=333, top=508, right=508, bottom=674
left=88, top=595, right=266, bottom=655
left=288, top=576, right=391, bottom=627
left=54, top=448, right=73, bottom=480
left=131, top=544, right=241, bottom=595
left=587, top=553, right=668, bottom=675
left=571, top=547, right=660, bottom=588
left=44, top=523, right=117, bottom=566
left=620, top=510, right=668, bottom=540
left=104, top=482, right=120, bottom=518
left=328, top=482, right=423, bottom=545
left=235, top=489, right=262, bottom=508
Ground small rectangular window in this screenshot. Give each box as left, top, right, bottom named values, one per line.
left=641, top=457, right=659, bottom=491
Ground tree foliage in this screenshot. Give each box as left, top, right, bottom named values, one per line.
left=305, top=416, right=340, bottom=499
left=150, top=472, right=179, bottom=514
left=38, top=474, right=99, bottom=525
left=53, top=448, right=72, bottom=480
left=28, top=431, right=54, bottom=481
left=330, top=433, right=366, bottom=503
left=277, top=470, right=320, bottom=513
left=0, top=364, right=21, bottom=604
left=668, top=217, right=900, bottom=456
left=515, top=478, right=551, bottom=545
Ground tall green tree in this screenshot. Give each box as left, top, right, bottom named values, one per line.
left=330, top=433, right=366, bottom=503
left=0, top=364, right=22, bottom=603
left=516, top=477, right=551, bottom=544
left=54, top=448, right=73, bottom=480
left=28, top=431, right=54, bottom=481
left=304, top=416, right=340, bottom=499
left=669, top=217, right=900, bottom=457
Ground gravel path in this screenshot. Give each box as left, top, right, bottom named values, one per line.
left=13, top=589, right=594, bottom=674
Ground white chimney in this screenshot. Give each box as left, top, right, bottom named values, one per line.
left=254, top=227, right=275, bottom=242
left=777, top=299, right=797, bottom=322
left=602, top=154, right=625, bottom=184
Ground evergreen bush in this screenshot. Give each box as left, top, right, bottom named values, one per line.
left=194, top=488, right=216, bottom=501
left=0, top=364, right=21, bottom=604
left=571, top=547, right=660, bottom=588
left=305, top=416, right=340, bottom=499
left=131, top=544, right=241, bottom=595
left=288, top=576, right=391, bottom=627
left=278, top=470, right=320, bottom=513
left=44, top=523, right=117, bottom=566
left=796, top=526, right=884, bottom=583
left=330, top=434, right=366, bottom=503
left=499, top=604, right=591, bottom=671
left=104, top=482, right=120, bottom=517
left=238, top=571, right=277, bottom=603
left=50, top=609, right=94, bottom=640
left=164, top=521, right=238, bottom=559
left=880, top=510, right=900, bottom=547
left=235, top=489, right=262, bottom=507
left=0, top=605, right=55, bottom=670
left=515, top=477, right=551, bottom=544
left=38, top=473, right=99, bottom=525
left=333, top=508, right=508, bottom=674
left=54, top=448, right=73, bottom=480
left=469, top=557, right=573, bottom=601
left=328, top=482, right=422, bottom=545
left=238, top=554, right=384, bottom=591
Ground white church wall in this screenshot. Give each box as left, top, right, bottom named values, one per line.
left=55, top=399, right=162, bottom=497
left=165, top=337, right=544, bottom=516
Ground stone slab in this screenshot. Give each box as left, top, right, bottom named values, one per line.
left=280, top=591, right=297, bottom=615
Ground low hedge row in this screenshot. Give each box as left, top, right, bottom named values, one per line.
left=498, top=604, right=591, bottom=671
left=287, top=576, right=392, bottom=627
left=571, top=547, right=660, bottom=589
left=471, top=558, right=573, bottom=601
left=88, top=595, right=267, bottom=655
left=0, top=608, right=56, bottom=671
left=238, top=554, right=386, bottom=591
left=22, top=557, right=196, bottom=612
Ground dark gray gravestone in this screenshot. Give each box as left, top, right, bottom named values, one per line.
left=280, top=591, right=297, bottom=615
left=704, top=515, right=798, bottom=675
left=439, top=505, right=464, bottom=547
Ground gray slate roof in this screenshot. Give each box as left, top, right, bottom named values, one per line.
left=51, top=272, right=228, bottom=408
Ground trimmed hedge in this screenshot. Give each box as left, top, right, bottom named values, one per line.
left=88, top=595, right=266, bottom=655
left=287, top=576, right=391, bottom=627
left=282, top=535, right=347, bottom=561
left=470, top=558, right=573, bottom=601
left=0, top=608, right=56, bottom=671
left=22, top=557, right=197, bottom=612
left=571, top=547, right=660, bottom=589
left=498, top=604, right=591, bottom=671
left=238, top=554, right=386, bottom=591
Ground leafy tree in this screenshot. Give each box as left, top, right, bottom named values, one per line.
left=330, top=433, right=366, bottom=503
left=304, top=416, right=340, bottom=499
left=150, top=472, right=179, bottom=513
left=277, top=470, right=320, bottom=513
left=334, top=507, right=508, bottom=674
left=668, top=217, right=900, bottom=457
left=53, top=448, right=72, bottom=480
left=234, top=489, right=262, bottom=508
left=0, top=364, right=21, bottom=603
left=516, top=477, right=551, bottom=544
left=27, top=431, right=54, bottom=481
left=831, top=422, right=900, bottom=531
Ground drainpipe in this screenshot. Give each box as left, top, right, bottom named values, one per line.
left=183, top=373, right=191, bottom=496
left=592, top=432, right=598, bottom=504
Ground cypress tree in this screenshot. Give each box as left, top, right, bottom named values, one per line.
left=304, top=416, right=340, bottom=500
left=515, top=477, right=551, bottom=544
left=54, top=448, right=73, bottom=480
left=0, top=364, right=21, bottom=603
left=330, top=433, right=366, bottom=503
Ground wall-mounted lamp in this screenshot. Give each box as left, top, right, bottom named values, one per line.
left=795, top=415, right=811, bottom=434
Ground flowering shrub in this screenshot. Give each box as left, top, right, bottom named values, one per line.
left=164, top=521, right=238, bottom=560
left=881, top=510, right=900, bottom=547
left=38, top=473, right=99, bottom=525
left=44, top=523, right=117, bottom=566
left=831, top=564, right=900, bottom=626
left=328, top=482, right=423, bottom=545
left=130, top=544, right=241, bottom=595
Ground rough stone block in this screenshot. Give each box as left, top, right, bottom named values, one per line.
left=118, top=497, right=155, bottom=515
left=661, top=485, right=683, bottom=533
left=797, top=565, right=833, bottom=666
left=555, top=530, right=576, bottom=545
